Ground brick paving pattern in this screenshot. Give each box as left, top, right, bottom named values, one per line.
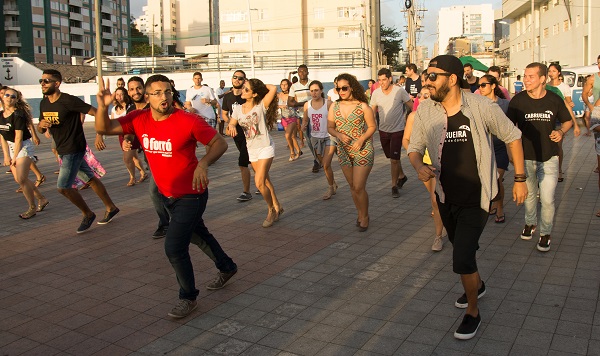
left=1, top=123, right=599, bottom=355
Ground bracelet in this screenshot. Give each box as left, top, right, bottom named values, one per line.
left=514, top=174, right=527, bottom=178
left=514, top=177, right=527, bottom=182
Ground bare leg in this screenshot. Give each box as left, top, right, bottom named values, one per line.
left=86, top=176, right=117, bottom=213
left=58, top=187, right=94, bottom=217
left=424, top=178, right=444, bottom=237
left=30, top=161, right=43, bottom=181
left=251, top=158, right=279, bottom=224
left=14, top=157, right=45, bottom=212
left=461, top=272, right=482, bottom=317
left=495, top=169, right=505, bottom=221
left=390, top=159, right=404, bottom=187
left=322, top=145, right=336, bottom=186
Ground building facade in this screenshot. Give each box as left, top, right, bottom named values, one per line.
left=437, top=4, right=495, bottom=56
left=0, top=0, right=130, bottom=64
left=502, top=0, right=599, bottom=75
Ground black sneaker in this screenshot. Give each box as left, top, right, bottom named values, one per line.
left=392, top=186, right=400, bottom=198
left=455, top=281, right=486, bottom=308
left=396, top=175, right=408, bottom=189
left=152, top=226, right=168, bottom=239
left=206, top=269, right=237, bottom=290
left=76, top=213, right=96, bottom=234
left=237, top=192, right=252, bottom=202
left=167, top=299, right=197, bottom=318
left=537, top=235, right=551, bottom=252
left=454, top=312, right=481, bottom=340
left=312, top=161, right=320, bottom=173
left=97, top=208, right=120, bottom=224
left=520, top=224, right=536, bottom=240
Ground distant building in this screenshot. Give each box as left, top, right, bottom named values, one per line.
left=502, top=0, right=600, bottom=75
left=437, top=4, right=494, bottom=55
left=0, top=0, right=130, bottom=64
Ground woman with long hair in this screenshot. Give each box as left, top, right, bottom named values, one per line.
left=228, top=78, right=283, bottom=227
left=327, top=73, right=376, bottom=231
left=278, top=79, right=301, bottom=161
left=403, top=87, right=446, bottom=250
left=110, top=87, right=147, bottom=186
left=548, top=63, right=580, bottom=182
left=302, top=80, right=337, bottom=199
left=0, top=88, right=49, bottom=219
left=477, top=74, right=510, bottom=224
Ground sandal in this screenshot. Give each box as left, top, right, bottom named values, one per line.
left=16, top=187, right=23, bottom=193
left=37, top=200, right=49, bottom=212
left=127, top=178, right=136, bottom=187
left=137, top=174, right=149, bottom=183
left=35, top=175, right=46, bottom=187
left=489, top=207, right=497, bottom=216
left=274, top=207, right=284, bottom=221
left=289, top=154, right=295, bottom=162
left=495, top=215, right=505, bottom=223
left=19, top=207, right=37, bottom=220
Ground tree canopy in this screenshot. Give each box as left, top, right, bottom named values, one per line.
left=129, top=21, right=163, bottom=57
left=380, top=25, right=403, bottom=71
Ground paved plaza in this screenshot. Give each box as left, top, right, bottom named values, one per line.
left=1, top=122, right=599, bottom=356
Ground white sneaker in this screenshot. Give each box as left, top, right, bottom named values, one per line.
left=432, top=234, right=445, bottom=251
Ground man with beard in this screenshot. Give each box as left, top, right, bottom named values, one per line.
left=464, top=63, right=479, bottom=93
left=222, top=70, right=252, bottom=201
left=95, top=74, right=237, bottom=319
left=37, top=69, right=120, bottom=233
left=407, top=55, right=527, bottom=340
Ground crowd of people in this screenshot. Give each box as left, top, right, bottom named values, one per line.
left=1, top=55, right=599, bottom=338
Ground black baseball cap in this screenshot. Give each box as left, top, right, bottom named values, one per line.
left=430, top=55, right=472, bottom=89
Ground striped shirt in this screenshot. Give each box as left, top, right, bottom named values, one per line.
left=407, top=92, right=522, bottom=212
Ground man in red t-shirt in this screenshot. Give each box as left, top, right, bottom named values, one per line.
left=95, top=74, right=236, bottom=319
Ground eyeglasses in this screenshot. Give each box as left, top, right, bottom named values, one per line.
left=39, top=79, right=57, bottom=84
left=147, top=90, right=173, bottom=97
left=335, top=86, right=350, bottom=93
left=3, top=93, right=17, bottom=99
left=425, top=72, right=452, bottom=82
left=232, top=75, right=246, bottom=81
left=478, top=82, right=491, bottom=88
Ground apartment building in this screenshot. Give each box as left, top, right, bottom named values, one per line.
left=0, top=0, right=130, bottom=64
left=502, top=0, right=599, bottom=74
left=437, top=4, right=495, bottom=55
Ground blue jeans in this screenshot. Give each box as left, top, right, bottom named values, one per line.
left=149, top=175, right=170, bottom=229
left=161, top=191, right=236, bottom=300
left=305, top=123, right=318, bottom=165
left=57, top=151, right=94, bottom=189
left=524, top=156, right=559, bottom=236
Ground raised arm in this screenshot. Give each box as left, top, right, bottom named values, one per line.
left=262, top=84, right=278, bottom=108
left=95, top=78, right=124, bottom=135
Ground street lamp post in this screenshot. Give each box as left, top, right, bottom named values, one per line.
left=246, top=0, right=255, bottom=77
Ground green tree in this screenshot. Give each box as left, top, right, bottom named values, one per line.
left=129, top=20, right=164, bottom=57
left=380, top=25, right=403, bottom=71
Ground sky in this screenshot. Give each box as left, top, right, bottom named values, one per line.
left=129, top=0, right=502, bottom=54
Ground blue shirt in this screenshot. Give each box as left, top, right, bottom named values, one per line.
left=514, top=81, right=524, bottom=93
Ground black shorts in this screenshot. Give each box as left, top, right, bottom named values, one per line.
left=436, top=195, right=489, bottom=275
left=379, top=130, right=404, bottom=160
left=493, top=137, right=509, bottom=171
left=233, top=132, right=250, bottom=167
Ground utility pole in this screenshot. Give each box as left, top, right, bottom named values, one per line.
left=369, top=0, right=380, bottom=79
left=402, top=0, right=426, bottom=65
left=95, top=0, right=102, bottom=81
left=151, top=15, right=155, bottom=74
left=530, top=0, right=535, bottom=62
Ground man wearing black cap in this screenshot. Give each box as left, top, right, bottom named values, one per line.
left=407, top=55, right=528, bottom=340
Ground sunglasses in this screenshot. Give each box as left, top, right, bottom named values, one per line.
left=425, top=72, right=452, bottom=82
left=335, top=86, right=350, bottom=93
left=3, top=93, right=17, bottom=99
left=478, top=83, right=491, bottom=88
left=242, top=87, right=252, bottom=93
left=232, top=75, right=246, bottom=81
left=39, top=79, right=57, bottom=84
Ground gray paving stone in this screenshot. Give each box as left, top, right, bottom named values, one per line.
left=137, top=338, right=180, bottom=355
left=283, top=336, right=327, bottom=356
left=406, top=326, right=447, bottom=346
left=509, top=343, right=551, bottom=356
left=233, top=325, right=272, bottom=343
left=472, top=338, right=513, bottom=356
left=239, top=344, right=280, bottom=356
left=257, top=330, right=297, bottom=349
left=361, top=334, right=403, bottom=355
left=555, top=319, right=593, bottom=338
left=302, top=323, right=344, bottom=342
left=316, top=344, right=358, bottom=356
left=550, top=334, right=589, bottom=355
left=394, top=340, right=436, bottom=356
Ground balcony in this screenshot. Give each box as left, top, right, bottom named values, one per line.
left=69, top=12, right=83, bottom=21
left=70, top=26, right=84, bottom=35
left=103, top=45, right=114, bottom=52
left=71, top=41, right=84, bottom=50
left=5, top=40, right=21, bottom=47
left=5, top=22, right=20, bottom=31
left=3, top=4, right=19, bottom=15
left=102, top=18, right=112, bottom=27
left=69, top=0, right=83, bottom=6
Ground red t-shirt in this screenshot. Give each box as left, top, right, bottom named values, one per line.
left=118, top=108, right=217, bottom=198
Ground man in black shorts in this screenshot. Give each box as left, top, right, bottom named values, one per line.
left=408, top=55, right=527, bottom=340
left=222, top=70, right=252, bottom=202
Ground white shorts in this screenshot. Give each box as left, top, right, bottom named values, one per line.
left=8, top=139, right=35, bottom=160
left=248, top=143, right=275, bottom=162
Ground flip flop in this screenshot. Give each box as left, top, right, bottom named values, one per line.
left=137, top=174, right=149, bottom=184
left=495, top=215, right=505, bottom=223
left=35, top=175, right=46, bottom=187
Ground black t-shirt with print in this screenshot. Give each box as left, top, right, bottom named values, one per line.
left=440, top=111, right=481, bottom=206
left=507, top=90, right=571, bottom=162
left=404, top=77, right=422, bottom=97
left=40, top=93, right=91, bottom=155
left=222, top=91, right=245, bottom=137
left=468, top=77, right=480, bottom=93
left=0, top=110, right=32, bottom=143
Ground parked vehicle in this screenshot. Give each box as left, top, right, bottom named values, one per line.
left=562, top=64, right=598, bottom=118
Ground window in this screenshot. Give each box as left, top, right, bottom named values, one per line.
left=31, top=0, right=42, bottom=6
left=563, top=19, right=570, bottom=32
left=543, top=27, right=549, bottom=38
left=313, top=28, right=324, bottom=39
left=257, top=30, right=269, bottom=42
left=576, top=15, right=580, bottom=27
left=223, top=11, right=246, bottom=22
left=258, top=9, right=268, bottom=20
left=552, top=23, right=559, bottom=35
left=314, top=7, right=324, bottom=19
left=338, top=51, right=361, bottom=61
left=338, top=7, right=360, bottom=18
left=338, top=27, right=360, bottom=38
left=314, top=52, right=324, bottom=60
left=221, top=32, right=248, bottom=43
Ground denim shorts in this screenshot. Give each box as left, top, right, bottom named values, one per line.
left=57, top=151, right=95, bottom=189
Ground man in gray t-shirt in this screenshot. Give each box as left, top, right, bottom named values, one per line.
left=371, top=68, right=412, bottom=198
